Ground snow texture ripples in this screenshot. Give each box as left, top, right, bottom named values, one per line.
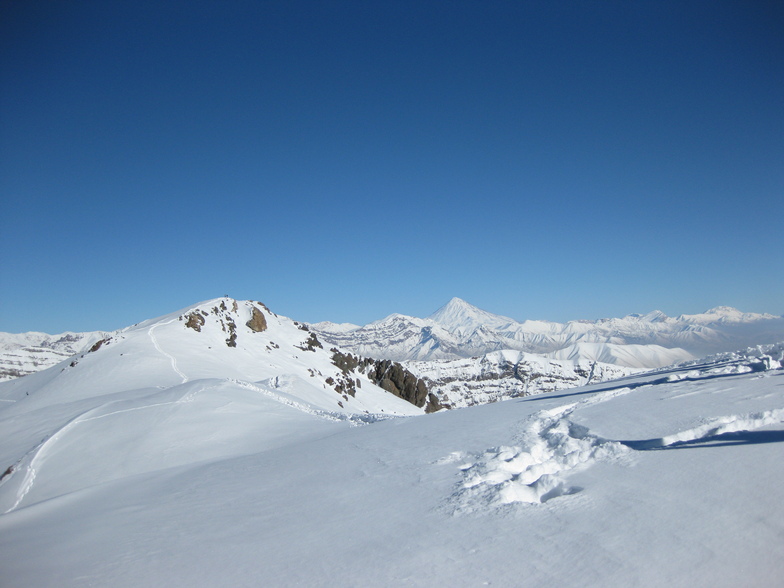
left=445, top=389, right=633, bottom=512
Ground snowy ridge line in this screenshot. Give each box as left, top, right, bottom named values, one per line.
left=443, top=387, right=635, bottom=510
left=148, top=320, right=188, bottom=383
left=228, top=379, right=398, bottom=426
left=626, top=408, right=784, bottom=450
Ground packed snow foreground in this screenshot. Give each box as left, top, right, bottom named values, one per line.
left=0, top=298, right=783, bottom=587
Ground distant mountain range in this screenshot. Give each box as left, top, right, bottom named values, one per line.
left=1, top=297, right=781, bottom=409
left=311, top=297, right=784, bottom=367
left=0, top=331, right=107, bottom=381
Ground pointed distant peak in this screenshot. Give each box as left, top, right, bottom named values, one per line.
left=441, top=297, right=476, bottom=311
left=642, top=310, right=669, bottom=322
left=429, top=297, right=485, bottom=319
left=428, top=298, right=516, bottom=333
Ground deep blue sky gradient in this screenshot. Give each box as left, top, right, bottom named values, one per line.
left=2, top=1, right=782, bottom=332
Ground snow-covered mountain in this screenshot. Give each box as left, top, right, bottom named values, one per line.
left=0, top=331, right=106, bottom=381
left=1, top=329, right=782, bottom=586
left=0, top=297, right=435, bottom=421
left=312, top=297, right=784, bottom=367
left=406, top=350, right=633, bottom=409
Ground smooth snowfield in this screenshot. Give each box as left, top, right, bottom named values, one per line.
left=1, top=350, right=783, bottom=586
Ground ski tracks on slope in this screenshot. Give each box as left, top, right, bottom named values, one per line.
left=0, top=407, right=100, bottom=513
left=148, top=320, right=188, bottom=384
left=230, top=379, right=395, bottom=426
left=0, top=387, right=204, bottom=514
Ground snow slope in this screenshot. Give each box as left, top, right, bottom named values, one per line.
left=548, top=341, right=693, bottom=369
left=0, top=338, right=782, bottom=586
left=0, top=298, right=425, bottom=513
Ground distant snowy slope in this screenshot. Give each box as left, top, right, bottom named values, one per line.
left=405, top=349, right=634, bottom=408
left=1, top=341, right=782, bottom=586
left=548, top=341, right=694, bottom=369
left=0, top=331, right=106, bottom=381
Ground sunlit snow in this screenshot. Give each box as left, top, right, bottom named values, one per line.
left=1, top=300, right=783, bottom=586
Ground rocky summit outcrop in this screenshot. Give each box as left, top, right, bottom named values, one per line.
left=246, top=307, right=268, bottom=333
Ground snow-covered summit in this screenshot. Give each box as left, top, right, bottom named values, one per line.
left=428, top=297, right=516, bottom=334
left=0, top=297, right=429, bottom=417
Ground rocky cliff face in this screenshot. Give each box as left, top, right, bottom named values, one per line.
left=330, top=349, right=442, bottom=413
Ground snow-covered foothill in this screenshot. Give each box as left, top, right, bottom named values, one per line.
left=0, top=298, right=426, bottom=513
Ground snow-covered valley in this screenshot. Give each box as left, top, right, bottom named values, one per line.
left=1, top=298, right=783, bottom=586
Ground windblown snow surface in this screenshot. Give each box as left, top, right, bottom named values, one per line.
left=1, top=306, right=783, bottom=586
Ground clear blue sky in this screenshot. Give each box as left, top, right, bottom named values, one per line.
left=2, top=1, right=782, bottom=333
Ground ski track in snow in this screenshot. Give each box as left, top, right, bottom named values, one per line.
left=0, top=371, right=396, bottom=514
left=0, top=406, right=100, bottom=513
left=148, top=320, right=188, bottom=383
left=442, top=384, right=784, bottom=512
left=230, top=379, right=396, bottom=426
left=0, top=387, right=204, bottom=513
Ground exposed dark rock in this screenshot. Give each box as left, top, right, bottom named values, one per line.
left=331, top=349, right=360, bottom=374
left=246, top=307, right=268, bottom=333
left=425, top=393, right=443, bottom=414
left=365, top=359, right=437, bottom=410
left=184, top=312, right=206, bottom=332
left=296, top=333, right=323, bottom=352
left=225, top=319, right=237, bottom=348
left=325, top=373, right=357, bottom=397
left=89, top=339, right=106, bottom=353
left=328, top=348, right=439, bottom=410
